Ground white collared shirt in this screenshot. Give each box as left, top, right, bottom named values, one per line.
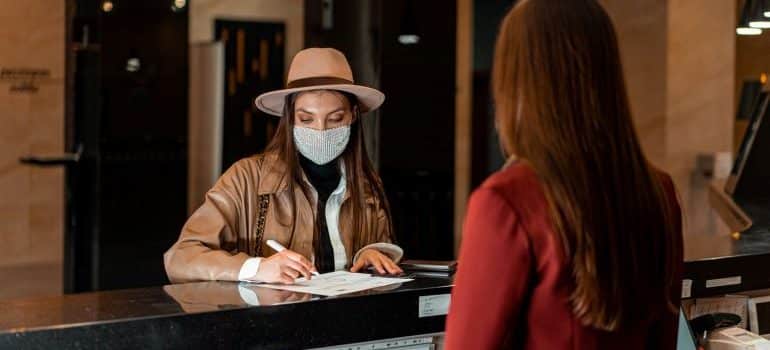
left=238, top=164, right=402, bottom=281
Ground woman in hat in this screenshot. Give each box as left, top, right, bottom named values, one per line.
left=164, top=48, right=403, bottom=284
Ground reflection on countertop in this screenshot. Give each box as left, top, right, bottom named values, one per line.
left=0, top=275, right=451, bottom=333
left=684, top=229, right=770, bottom=261
left=685, top=198, right=770, bottom=261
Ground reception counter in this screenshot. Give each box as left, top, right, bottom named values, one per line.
left=684, top=183, right=770, bottom=299
left=0, top=275, right=453, bottom=349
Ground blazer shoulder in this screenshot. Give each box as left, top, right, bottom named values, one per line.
left=473, top=162, right=551, bottom=227
left=229, top=152, right=290, bottom=195
left=478, top=162, right=542, bottom=198
left=225, top=153, right=284, bottom=179
left=229, top=153, right=269, bottom=170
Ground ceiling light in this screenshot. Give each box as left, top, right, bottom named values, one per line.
left=398, top=1, right=420, bottom=46
left=171, top=0, right=186, bottom=12
left=398, top=35, right=420, bottom=45
left=126, top=58, right=141, bottom=73
left=102, top=0, right=114, bottom=13
left=749, top=0, right=770, bottom=28
left=739, top=0, right=765, bottom=35
left=737, top=27, right=763, bottom=35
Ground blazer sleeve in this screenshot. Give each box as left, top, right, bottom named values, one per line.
left=163, top=160, right=253, bottom=283
left=353, top=205, right=403, bottom=263
left=445, top=187, right=532, bottom=350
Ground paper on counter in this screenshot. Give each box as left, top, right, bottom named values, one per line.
left=254, top=271, right=413, bottom=297
left=689, top=295, right=749, bottom=329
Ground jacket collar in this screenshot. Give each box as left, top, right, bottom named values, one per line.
left=256, top=152, right=376, bottom=204
left=256, top=152, right=290, bottom=195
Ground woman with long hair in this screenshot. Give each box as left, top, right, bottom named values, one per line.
left=164, top=48, right=402, bottom=284
left=445, top=0, right=683, bottom=348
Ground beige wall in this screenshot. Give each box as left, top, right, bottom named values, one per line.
left=189, top=0, right=304, bottom=71
left=602, top=0, right=736, bottom=242
left=0, top=0, right=65, bottom=297
left=601, top=0, right=668, bottom=169
left=666, top=0, right=735, bottom=237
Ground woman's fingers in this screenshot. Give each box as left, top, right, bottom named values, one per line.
left=282, top=250, right=315, bottom=272
left=281, top=265, right=301, bottom=280
left=370, top=257, right=386, bottom=274
left=279, top=272, right=296, bottom=284
left=283, top=259, right=312, bottom=280
left=349, top=250, right=402, bottom=274
left=378, top=255, right=395, bottom=274
left=350, top=258, right=365, bottom=272
left=382, top=256, right=402, bottom=274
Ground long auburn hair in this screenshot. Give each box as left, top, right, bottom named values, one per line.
left=263, top=90, right=394, bottom=269
left=492, top=0, right=679, bottom=330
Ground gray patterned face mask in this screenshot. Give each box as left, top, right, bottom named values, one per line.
left=293, top=125, right=351, bottom=165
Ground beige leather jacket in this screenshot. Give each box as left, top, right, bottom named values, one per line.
left=164, top=152, right=395, bottom=283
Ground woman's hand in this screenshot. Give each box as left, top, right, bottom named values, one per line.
left=350, top=249, right=403, bottom=274
left=254, top=250, right=317, bottom=284
left=254, top=288, right=312, bottom=305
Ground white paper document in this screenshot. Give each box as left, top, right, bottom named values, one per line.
left=254, top=271, right=414, bottom=297
left=688, top=295, right=749, bottom=329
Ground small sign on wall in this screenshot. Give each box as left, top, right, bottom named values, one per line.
left=0, top=67, right=51, bottom=93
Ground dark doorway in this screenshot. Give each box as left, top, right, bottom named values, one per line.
left=305, top=0, right=458, bottom=260
left=471, top=0, right=515, bottom=188
left=62, top=0, right=189, bottom=292
left=377, top=0, right=457, bottom=260
left=214, top=20, right=285, bottom=170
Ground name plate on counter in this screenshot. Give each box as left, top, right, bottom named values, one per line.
left=419, top=294, right=451, bottom=318
left=706, top=276, right=742, bottom=289
left=682, top=279, right=692, bottom=298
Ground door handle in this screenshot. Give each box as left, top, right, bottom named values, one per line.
left=19, top=144, right=83, bottom=167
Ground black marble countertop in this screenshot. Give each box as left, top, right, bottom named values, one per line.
left=685, top=197, right=770, bottom=262
left=683, top=197, right=770, bottom=298
left=0, top=275, right=453, bottom=349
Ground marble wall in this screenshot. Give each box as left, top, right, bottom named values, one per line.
left=600, top=0, right=669, bottom=169
left=666, top=0, right=735, bottom=239
left=0, top=1, right=65, bottom=297
left=601, top=0, right=736, bottom=245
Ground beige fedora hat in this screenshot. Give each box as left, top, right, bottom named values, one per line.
left=254, top=48, right=385, bottom=117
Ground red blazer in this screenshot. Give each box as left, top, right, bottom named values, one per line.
left=445, top=161, right=683, bottom=349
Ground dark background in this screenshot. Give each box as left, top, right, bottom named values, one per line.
left=306, top=0, right=458, bottom=260
left=215, top=20, right=284, bottom=171
left=67, top=0, right=189, bottom=292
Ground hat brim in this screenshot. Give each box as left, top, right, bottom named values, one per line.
left=254, top=84, right=385, bottom=117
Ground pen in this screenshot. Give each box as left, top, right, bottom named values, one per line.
left=266, top=239, right=320, bottom=276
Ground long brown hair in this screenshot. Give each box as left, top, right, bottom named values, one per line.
left=263, top=90, right=394, bottom=268
left=492, top=0, right=679, bottom=330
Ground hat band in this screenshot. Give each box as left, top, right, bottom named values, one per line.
left=286, top=76, right=354, bottom=89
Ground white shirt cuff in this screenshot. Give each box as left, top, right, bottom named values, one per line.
left=353, top=243, right=404, bottom=264
left=237, top=257, right=262, bottom=282
left=237, top=285, right=260, bottom=305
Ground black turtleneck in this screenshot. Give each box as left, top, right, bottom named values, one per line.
left=299, top=154, right=342, bottom=273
